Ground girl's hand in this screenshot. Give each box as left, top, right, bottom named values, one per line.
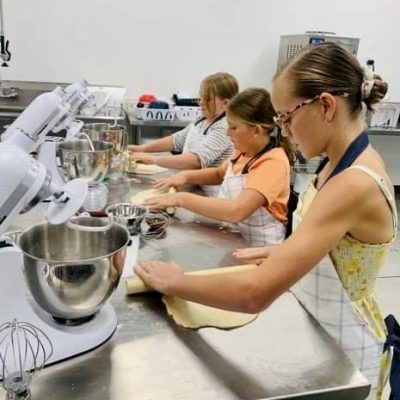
left=131, top=152, right=154, bottom=165
left=134, top=260, right=184, bottom=294
left=144, top=194, right=179, bottom=210
left=233, top=246, right=272, bottom=265
left=127, top=144, right=143, bottom=153
left=153, top=173, right=188, bottom=190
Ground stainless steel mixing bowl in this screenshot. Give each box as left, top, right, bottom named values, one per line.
left=17, top=218, right=130, bottom=322
left=81, top=123, right=127, bottom=156
left=106, top=203, right=147, bottom=235
left=58, top=139, right=113, bottom=184
left=81, top=123, right=128, bottom=181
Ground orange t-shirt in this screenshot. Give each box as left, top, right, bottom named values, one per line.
left=217, top=148, right=290, bottom=223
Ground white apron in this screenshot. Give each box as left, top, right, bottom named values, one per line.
left=291, top=165, right=398, bottom=400
left=218, top=162, right=286, bottom=247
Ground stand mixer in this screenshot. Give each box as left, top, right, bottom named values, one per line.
left=0, top=80, right=130, bottom=367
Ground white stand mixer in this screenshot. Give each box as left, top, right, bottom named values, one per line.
left=0, top=80, right=125, bottom=366
left=0, top=248, right=118, bottom=364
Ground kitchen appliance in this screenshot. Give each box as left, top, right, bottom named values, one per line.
left=0, top=245, right=125, bottom=366
left=277, top=32, right=359, bottom=191
left=0, top=80, right=92, bottom=233
left=276, top=31, right=360, bottom=71
left=0, top=80, right=130, bottom=369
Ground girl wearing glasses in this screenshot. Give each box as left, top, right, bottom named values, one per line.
left=127, top=72, right=237, bottom=173
left=135, top=44, right=398, bottom=400
left=144, top=87, right=292, bottom=247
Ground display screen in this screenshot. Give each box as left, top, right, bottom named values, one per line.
left=309, top=37, right=325, bottom=45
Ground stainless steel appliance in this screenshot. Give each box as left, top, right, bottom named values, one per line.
left=277, top=32, right=360, bottom=191
left=277, top=31, right=360, bottom=71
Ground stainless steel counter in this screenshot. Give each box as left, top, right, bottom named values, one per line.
left=3, top=176, right=371, bottom=400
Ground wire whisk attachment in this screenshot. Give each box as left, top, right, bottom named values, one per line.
left=140, top=210, right=170, bottom=241
left=0, top=319, right=53, bottom=400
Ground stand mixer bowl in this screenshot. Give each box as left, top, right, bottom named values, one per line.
left=17, top=218, right=130, bottom=322
left=81, top=123, right=127, bottom=181
left=58, top=139, right=113, bottom=183
left=81, top=123, right=127, bottom=156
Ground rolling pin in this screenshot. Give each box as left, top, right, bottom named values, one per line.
left=166, top=186, right=177, bottom=215
left=125, top=264, right=257, bottom=295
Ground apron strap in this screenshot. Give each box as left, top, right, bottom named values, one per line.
left=319, top=132, right=369, bottom=189
left=348, top=165, right=398, bottom=233
left=242, top=137, right=277, bottom=174
left=202, top=112, right=226, bottom=135
left=384, top=314, right=400, bottom=399
left=230, top=137, right=277, bottom=173
left=194, top=116, right=206, bottom=126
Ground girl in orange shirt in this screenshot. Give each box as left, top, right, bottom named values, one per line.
left=145, top=88, right=293, bottom=246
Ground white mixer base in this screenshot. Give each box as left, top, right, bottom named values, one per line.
left=0, top=247, right=118, bottom=366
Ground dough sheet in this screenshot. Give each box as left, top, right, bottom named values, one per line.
left=125, top=264, right=258, bottom=330
left=162, top=295, right=257, bottom=329
left=126, top=162, right=167, bottom=175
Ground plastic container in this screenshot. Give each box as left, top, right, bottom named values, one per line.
left=134, top=105, right=174, bottom=121
left=124, top=98, right=175, bottom=121
left=174, top=106, right=202, bottom=122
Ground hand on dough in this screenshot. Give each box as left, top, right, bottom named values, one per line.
left=152, top=173, right=187, bottom=190
left=134, top=260, right=183, bottom=294
left=127, top=144, right=142, bottom=153
left=232, top=246, right=272, bottom=265
left=144, top=194, right=179, bottom=210
left=131, top=152, right=155, bottom=165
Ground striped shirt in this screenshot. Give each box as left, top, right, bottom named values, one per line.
left=172, top=116, right=233, bottom=168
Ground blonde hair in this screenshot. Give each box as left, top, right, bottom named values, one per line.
left=200, top=72, right=239, bottom=117
left=275, top=42, right=388, bottom=114
left=227, top=88, right=295, bottom=164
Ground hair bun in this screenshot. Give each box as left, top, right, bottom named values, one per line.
left=363, top=73, right=388, bottom=108
left=361, top=68, right=374, bottom=100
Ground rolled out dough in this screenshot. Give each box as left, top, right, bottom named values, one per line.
left=131, top=187, right=177, bottom=214
left=126, top=264, right=258, bottom=329
left=126, top=163, right=167, bottom=175
left=162, top=296, right=258, bottom=329
left=131, top=188, right=169, bottom=204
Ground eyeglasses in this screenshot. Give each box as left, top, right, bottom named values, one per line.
left=273, top=95, right=320, bottom=132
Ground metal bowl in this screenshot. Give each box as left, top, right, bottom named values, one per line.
left=58, top=139, right=113, bottom=184
left=81, top=123, right=127, bottom=156
left=17, top=218, right=130, bottom=322
left=81, top=124, right=128, bottom=181
left=106, top=203, right=147, bottom=235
